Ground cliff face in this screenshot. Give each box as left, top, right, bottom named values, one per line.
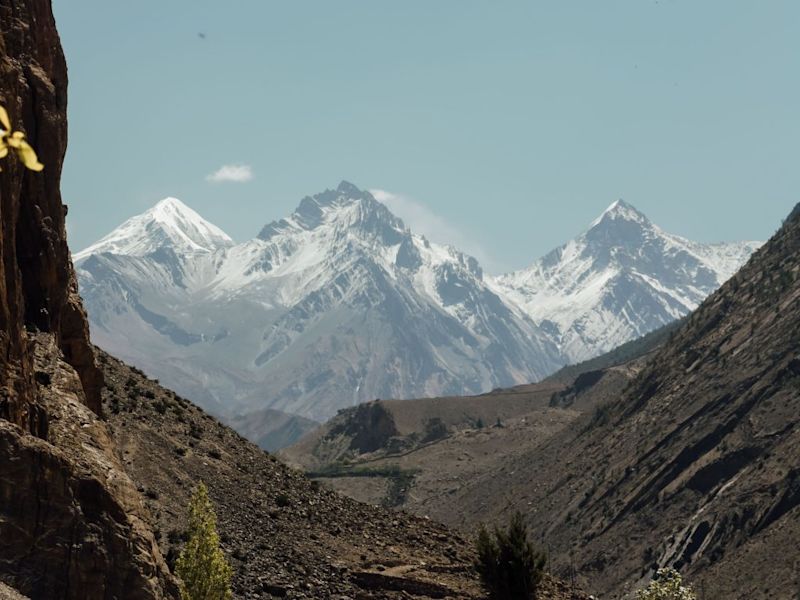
left=0, top=2, right=177, bottom=597
left=0, top=0, right=100, bottom=430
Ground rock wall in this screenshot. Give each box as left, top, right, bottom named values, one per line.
left=0, top=0, right=101, bottom=430
left=0, top=2, right=178, bottom=598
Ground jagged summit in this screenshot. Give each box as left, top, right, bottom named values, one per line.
left=491, top=200, right=761, bottom=361
left=258, top=181, right=404, bottom=241
left=583, top=199, right=655, bottom=249
left=591, top=198, right=649, bottom=224
left=74, top=197, right=233, bottom=261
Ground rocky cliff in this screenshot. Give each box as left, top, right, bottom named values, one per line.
left=0, top=1, right=176, bottom=597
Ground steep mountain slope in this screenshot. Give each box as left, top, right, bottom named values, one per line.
left=437, top=204, right=800, bottom=598
left=76, top=187, right=756, bottom=436
left=76, top=183, right=561, bottom=422
left=0, top=2, right=176, bottom=597
left=492, top=200, right=760, bottom=362
left=97, top=348, right=591, bottom=600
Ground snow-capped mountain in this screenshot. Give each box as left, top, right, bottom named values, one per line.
left=75, top=184, right=759, bottom=427
left=490, top=200, right=761, bottom=362
left=74, top=197, right=234, bottom=259
left=75, top=182, right=561, bottom=422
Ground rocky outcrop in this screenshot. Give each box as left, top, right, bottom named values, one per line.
left=0, top=2, right=176, bottom=598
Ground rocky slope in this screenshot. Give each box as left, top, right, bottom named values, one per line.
left=98, top=347, right=591, bottom=600
left=432, top=204, right=800, bottom=598
left=286, top=205, right=799, bottom=598
left=75, top=188, right=757, bottom=440
left=282, top=344, right=648, bottom=512
left=0, top=1, right=175, bottom=597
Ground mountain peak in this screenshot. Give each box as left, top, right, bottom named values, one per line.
left=591, top=199, right=651, bottom=228
left=74, top=197, right=233, bottom=261
left=259, top=181, right=405, bottom=241
left=337, top=180, right=362, bottom=195
left=151, top=196, right=189, bottom=212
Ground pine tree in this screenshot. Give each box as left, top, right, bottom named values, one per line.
left=475, top=512, right=546, bottom=599
left=175, top=482, right=233, bottom=600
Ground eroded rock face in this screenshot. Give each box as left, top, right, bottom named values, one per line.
left=0, top=0, right=101, bottom=427
left=0, top=335, right=178, bottom=599
left=0, top=2, right=177, bottom=598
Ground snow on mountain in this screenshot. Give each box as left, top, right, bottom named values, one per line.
left=75, top=182, right=561, bottom=423
left=73, top=197, right=233, bottom=261
left=490, top=199, right=761, bottom=361
left=75, top=187, right=759, bottom=430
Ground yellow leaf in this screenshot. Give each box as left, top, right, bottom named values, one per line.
left=0, top=106, right=10, bottom=132
left=16, top=140, right=43, bottom=171
left=7, top=131, right=25, bottom=148
left=0, top=142, right=8, bottom=159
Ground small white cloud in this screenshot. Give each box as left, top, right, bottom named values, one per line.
left=206, top=164, right=253, bottom=183
left=370, top=189, right=505, bottom=273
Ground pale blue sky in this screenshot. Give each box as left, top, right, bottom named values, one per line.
left=54, top=1, right=799, bottom=272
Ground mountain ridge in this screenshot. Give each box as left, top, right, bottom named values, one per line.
left=492, top=198, right=760, bottom=361
left=75, top=183, right=758, bottom=430
left=430, top=201, right=800, bottom=598
left=286, top=201, right=800, bottom=599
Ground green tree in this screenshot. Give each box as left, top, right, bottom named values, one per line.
left=475, top=512, right=546, bottom=599
left=175, top=482, right=233, bottom=600
left=636, top=568, right=697, bottom=600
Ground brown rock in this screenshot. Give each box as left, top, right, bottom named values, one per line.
left=0, top=334, right=179, bottom=598
left=0, top=0, right=102, bottom=424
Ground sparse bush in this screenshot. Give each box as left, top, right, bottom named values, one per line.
left=475, top=512, right=545, bottom=599
left=636, top=568, right=696, bottom=600
left=176, top=482, right=233, bottom=600
left=421, top=417, right=448, bottom=442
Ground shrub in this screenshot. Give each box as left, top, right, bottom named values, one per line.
left=175, top=482, right=233, bottom=600
left=475, top=512, right=546, bottom=599
left=636, top=568, right=697, bottom=600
